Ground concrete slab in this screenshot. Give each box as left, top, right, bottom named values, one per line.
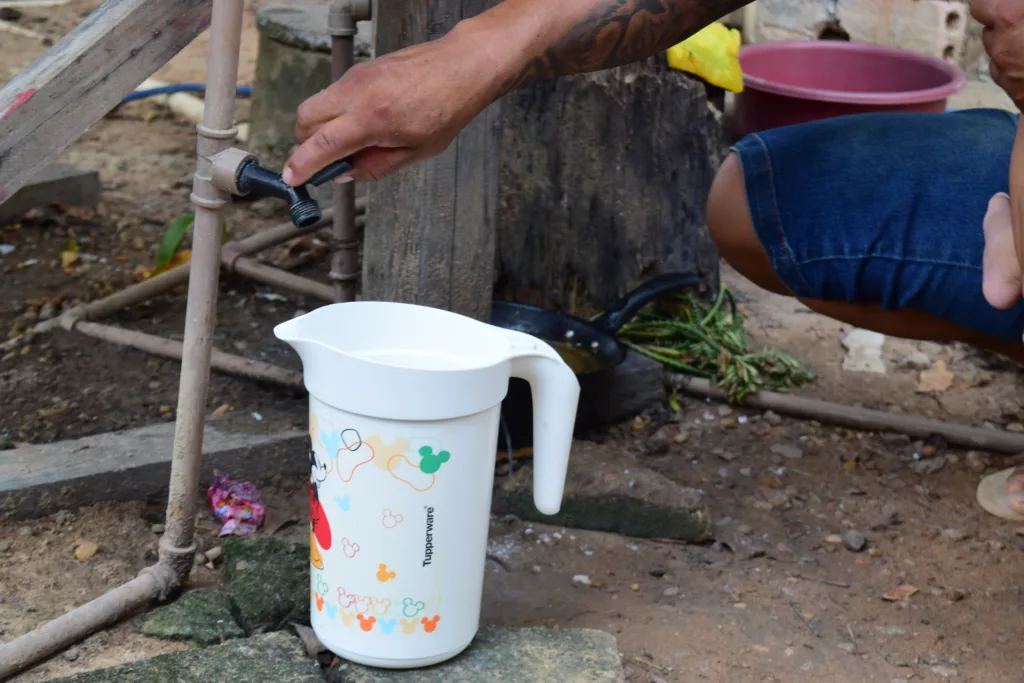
left=0, top=422, right=306, bottom=519
left=329, top=626, right=625, bottom=683
left=49, top=631, right=322, bottom=683
left=0, top=163, right=100, bottom=225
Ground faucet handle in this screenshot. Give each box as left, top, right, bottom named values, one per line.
left=307, top=158, right=354, bottom=187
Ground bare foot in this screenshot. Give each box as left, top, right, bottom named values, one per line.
left=982, top=193, right=1023, bottom=312
left=978, top=466, right=1024, bottom=521
left=1007, top=466, right=1024, bottom=515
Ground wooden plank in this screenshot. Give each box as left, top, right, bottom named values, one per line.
left=0, top=163, right=100, bottom=224
left=362, top=0, right=501, bottom=320
left=0, top=0, right=214, bottom=204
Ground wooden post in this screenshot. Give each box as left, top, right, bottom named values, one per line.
left=0, top=0, right=214, bottom=204
left=362, top=0, right=501, bottom=320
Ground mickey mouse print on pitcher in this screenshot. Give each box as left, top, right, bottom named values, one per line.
left=275, top=302, right=579, bottom=669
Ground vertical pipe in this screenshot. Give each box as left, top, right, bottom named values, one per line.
left=329, top=2, right=360, bottom=302
left=159, top=0, right=246, bottom=579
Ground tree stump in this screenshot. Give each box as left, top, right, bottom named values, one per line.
left=248, top=3, right=372, bottom=172
left=497, top=58, right=724, bottom=316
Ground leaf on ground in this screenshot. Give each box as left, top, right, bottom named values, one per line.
left=916, top=360, right=954, bottom=393
left=142, top=249, right=192, bottom=280
left=60, top=250, right=78, bottom=271
left=155, top=214, right=194, bottom=269
left=882, top=584, right=918, bottom=602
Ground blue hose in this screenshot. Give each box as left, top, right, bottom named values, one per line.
left=120, top=84, right=253, bottom=105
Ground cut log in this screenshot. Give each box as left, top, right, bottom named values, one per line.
left=497, top=58, right=723, bottom=316
left=361, top=0, right=501, bottom=320
left=0, top=0, right=214, bottom=205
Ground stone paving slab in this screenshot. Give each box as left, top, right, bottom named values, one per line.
left=48, top=632, right=322, bottom=683
left=495, top=440, right=710, bottom=542
left=0, top=421, right=306, bottom=519
left=328, top=626, right=625, bottom=683
left=139, top=588, right=244, bottom=645
left=223, top=536, right=309, bottom=633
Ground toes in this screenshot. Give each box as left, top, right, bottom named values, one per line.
left=1007, top=466, right=1024, bottom=514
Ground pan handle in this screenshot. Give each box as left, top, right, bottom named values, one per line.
left=591, top=271, right=701, bottom=335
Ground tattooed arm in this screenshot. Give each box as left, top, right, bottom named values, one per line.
left=490, top=0, right=753, bottom=95
left=284, top=0, right=750, bottom=185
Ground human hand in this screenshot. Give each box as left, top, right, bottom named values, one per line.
left=971, top=0, right=1024, bottom=108
left=281, top=24, right=507, bottom=187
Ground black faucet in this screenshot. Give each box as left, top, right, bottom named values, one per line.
left=235, top=158, right=354, bottom=228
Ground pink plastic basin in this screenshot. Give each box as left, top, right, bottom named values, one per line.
left=734, top=41, right=967, bottom=137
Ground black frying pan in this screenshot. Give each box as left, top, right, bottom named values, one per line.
left=491, top=271, right=701, bottom=377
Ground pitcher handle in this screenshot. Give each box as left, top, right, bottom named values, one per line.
left=503, top=330, right=581, bottom=516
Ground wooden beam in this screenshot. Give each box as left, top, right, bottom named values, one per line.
left=362, top=0, right=501, bottom=320
left=0, top=0, right=214, bottom=204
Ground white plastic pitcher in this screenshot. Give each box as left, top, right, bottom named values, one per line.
left=274, top=302, right=580, bottom=669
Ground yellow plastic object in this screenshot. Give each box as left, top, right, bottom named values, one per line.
left=666, top=23, right=744, bottom=93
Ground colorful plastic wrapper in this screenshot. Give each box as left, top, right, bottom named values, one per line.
left=207, top=471, right=266, bottom=536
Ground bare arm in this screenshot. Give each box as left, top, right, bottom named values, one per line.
left=283, top=0, right=750, bottom=185
left=484, top=0, right=752, bottom=96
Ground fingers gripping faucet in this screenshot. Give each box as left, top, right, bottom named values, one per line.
left=209, top=147, right=353, bottom=228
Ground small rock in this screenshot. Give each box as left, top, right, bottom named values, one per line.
left=941, top=528, right=967, bottom=542
left=63, top=646, right=80, bottom=662
left=966, top=451, right=990, bottom=474
left=945, top=587, right=968, bottom=602
left=899, top=351, right=932, bottom=371
left=763, top=411, right=783, bottom=426
left=572, top=575, right=592, bottom=586
left=713, top=448, right=738, bottom=462
left=837, top=642, right=856, bottom=654
left=151, top=524, right=165, bottom=535
left=630, top=583, right=640, bottom=591
left=881, top=504, right=901, bottom=526
left=662, top=586, right=680, bottom=597
left=531, top=565, right=542, bottom=574
left=720, top=417, right=738, bottom=429
left=930, top=665, right=958, bottom=678
left=0, top=541, right=9, bottom=553
left=842, top=328, right=887, bottom=374
left=737, top=524, right=753, bottom=536
left=770, top=444, right=803, bottom=460
left=672, top=433, right=689, bottom=445
left=74, top=540, right=99, bottom=562
left=868, top=548, right=883, bottom=557
left=645, top=430, right=671, bottom=455
left=739, top=467, right=752, bottom=477
left=911, top=456, right=946, bottom=475
left=1007, top=423, right=1024, bottom=434
left=825, top=534, right=844, bottom=546
left=843, top=530, right=867, bottom=553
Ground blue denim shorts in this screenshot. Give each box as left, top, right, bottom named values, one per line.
left=732, top=108, right=1024, bottom=342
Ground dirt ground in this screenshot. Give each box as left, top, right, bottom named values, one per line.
left=4, top=2, right=1024, bottom=683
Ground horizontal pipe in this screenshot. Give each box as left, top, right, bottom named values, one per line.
left=73, top=320, right=303, bottom=390
left=0, top=567, right=173, bottom=681
left=233, top=258, right=335, bottom=302
left=674, top=376, right=1024, bottom=454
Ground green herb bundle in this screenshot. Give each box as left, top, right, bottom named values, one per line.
left=617, top=285, right=814, bottom=402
